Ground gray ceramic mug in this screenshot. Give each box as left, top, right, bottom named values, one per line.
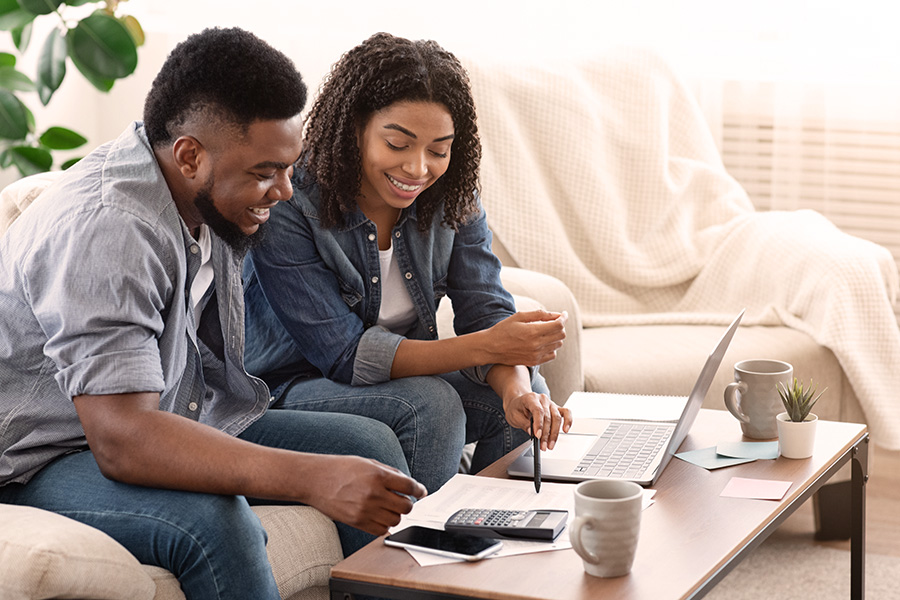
left=570, top=479, right=643, bottom=578
left=724, top=359, right=793, bottom=439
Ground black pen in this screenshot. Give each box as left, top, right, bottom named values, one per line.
left=532, top=415, right=541, bottom=493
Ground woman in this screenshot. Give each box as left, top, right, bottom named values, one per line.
left=243, top=32, right=571, bottom=493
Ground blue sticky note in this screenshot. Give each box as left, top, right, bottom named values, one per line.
left=675, top=446, right=757, bottom=470
left=716, top=441, right=779, bottom=460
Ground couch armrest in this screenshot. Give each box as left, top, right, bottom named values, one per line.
left=499, top=267, right=584, bottom=404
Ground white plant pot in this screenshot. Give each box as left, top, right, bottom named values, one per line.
left=776, top=412, right=818, bottom=459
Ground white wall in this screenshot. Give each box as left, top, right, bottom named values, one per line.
left=4, top=0, right=900, bottom=186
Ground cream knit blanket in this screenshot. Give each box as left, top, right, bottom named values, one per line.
left=465, top=48, right=900, bottom=449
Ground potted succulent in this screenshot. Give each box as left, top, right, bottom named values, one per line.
left=775, top=378, right=826, bottom=459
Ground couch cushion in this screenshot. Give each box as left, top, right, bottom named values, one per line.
left=141, top=505, right=341, bottom=600
left=252, top=505, right=342, bottom=599
left=0, top=503, right=155, bottom=600
left=581, top=324, right=855, bottom=423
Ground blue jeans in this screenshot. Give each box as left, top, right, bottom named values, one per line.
left=0, top=410, right=409, bottom=600
left=276, top=370, right=545, bottom=492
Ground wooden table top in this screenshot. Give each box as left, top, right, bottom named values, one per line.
left=331, top=409, right=867, bottom=600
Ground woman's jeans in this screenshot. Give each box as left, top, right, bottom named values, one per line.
left=0, top=410, right=409, bottom=600
left=276, top=370, right=546, bottom=493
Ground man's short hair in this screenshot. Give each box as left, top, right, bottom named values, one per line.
left=143, top=27, right=307, bottom=148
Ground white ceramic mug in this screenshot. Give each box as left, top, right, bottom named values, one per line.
left=570, top=479, right=642, bottom=578
left=723, top=359, right=792, bottom=439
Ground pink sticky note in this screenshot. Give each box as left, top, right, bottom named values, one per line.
left=720, top=477, right=792, bottom=500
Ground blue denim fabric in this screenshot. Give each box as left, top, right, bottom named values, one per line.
left=243, top=167, right=518, bottom=393
left=277, top=367, right=549, bottom=491
left=0, top=122, right=269, bottom=486
left=0, top=410, right=409, bottom=600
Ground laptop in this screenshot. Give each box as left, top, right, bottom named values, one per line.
left=508, top=310, right=744, bottom=487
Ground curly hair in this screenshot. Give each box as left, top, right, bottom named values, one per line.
left=302, top=32, right=481, bottom=231
left=143, top=27, right=307, bottom=148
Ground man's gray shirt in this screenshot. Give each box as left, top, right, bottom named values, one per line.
left=0, top=122, right=270, bottom=485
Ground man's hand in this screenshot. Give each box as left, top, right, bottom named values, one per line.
left=483, top=310, right=567, bottom=367
left=305, top=456, right=427, bottom=536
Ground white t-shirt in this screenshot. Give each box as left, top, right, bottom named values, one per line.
left=376, top=244, right=417, bottom=333
left=190, top=224, right=214, bottom=328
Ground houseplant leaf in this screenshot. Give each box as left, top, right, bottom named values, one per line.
left=0, top=65, right=34, bottom=91
left=0, top=88, right=30, bottom=139
left=15, top=0, right=63, bottom=16
left=60, top=156, right=80, bottom=169
left=36, top=26, right=66, bottom=104
left=119, top=14, right=144, bottom=46
left=12, top=20, right=31, bottom=50
left=0, top=0, right=35, bottom=31
left=39, top=126, right=86, bottom=149
left=0, top=52, right=15, bottom=67
left=67, top=12, right=137, bottom=80
left=8, top=145, right=52, bottom=175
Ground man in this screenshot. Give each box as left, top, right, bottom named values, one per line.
left=0, top=27, right=425, bottom=599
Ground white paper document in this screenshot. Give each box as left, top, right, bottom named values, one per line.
left=391, top=473, right=655, bottom=566
left=565, top=391, right=688, bottom=422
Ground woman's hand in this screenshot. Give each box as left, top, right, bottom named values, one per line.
left=483, top=310, right=567, bottom=367
left=503, top=390, right=573, bottom=451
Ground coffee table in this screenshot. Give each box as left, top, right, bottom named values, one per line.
left=330, top=409, right=868, bottom=600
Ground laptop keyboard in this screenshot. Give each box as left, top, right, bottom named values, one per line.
left=572, top=422, right=672, bottom=479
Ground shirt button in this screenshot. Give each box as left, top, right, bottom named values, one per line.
left=188, top=402, right=198, bottom=411
left=371, top=276, right=379, bottom=284
left=405, top=272, right=412, bottom=279
left=368, top=233, right=376, bottom=241
left=395, top=231, right=401, bottom=238
left=190, top=245, right=199, bottom=255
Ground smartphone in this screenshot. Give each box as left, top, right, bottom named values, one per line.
left=384, top=526, right=503, bottom=561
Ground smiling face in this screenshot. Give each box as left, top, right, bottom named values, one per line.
left=175, top=115, right=304, bottom=241
left=357, top=101, right=455, bottom=222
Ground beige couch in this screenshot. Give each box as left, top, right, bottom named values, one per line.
left=462, top=47, right=894, bottom=439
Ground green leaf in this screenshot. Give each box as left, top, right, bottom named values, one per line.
left=0, top=0, right=35, bottom=31
left=0, top=52, right=15, bottom=67
left=12, top=20, right=32, bottom=51
left=36, top=27, right=66, bottom=104
left=60, top=156, right=80, bottom=170
left=65, top=0, right=94, bottom=5
left=68, top=52, right=114, bottom=92
left=0, top=89, right=29, bottom=139
left=0, top=148, right=12, bottom=168
left=67, top=12, right=137, bottom=80
left=15, top=0, right=63, bottom=16
left=24, top=102, right=34, bottom=133
left=119, top=14, right=144, bottom=47
left=8, top=145, right=52, bottom=175
left=0, top=66, right=34, bottom=91
left=39, top=126, right=86, bottom=149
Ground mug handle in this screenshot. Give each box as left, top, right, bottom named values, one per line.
left=570, top=515, right=601, bottom=565
left=723, top=381, right=750, bottom=423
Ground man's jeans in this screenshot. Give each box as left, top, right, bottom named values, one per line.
left=0, top=410, right=409, bottom=600
left=276, top=370, right=546, bottom=493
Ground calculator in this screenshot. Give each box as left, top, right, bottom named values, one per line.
left=445, top=508, right=568, bottom=541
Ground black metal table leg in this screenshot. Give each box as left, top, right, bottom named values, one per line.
left=850, top=436, right=868, bottom=600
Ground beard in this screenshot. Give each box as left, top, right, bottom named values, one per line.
left=193, top=183, right=267, bottom=256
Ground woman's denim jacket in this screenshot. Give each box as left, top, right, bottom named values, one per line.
left=243, top=168, right=517, bottom=397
